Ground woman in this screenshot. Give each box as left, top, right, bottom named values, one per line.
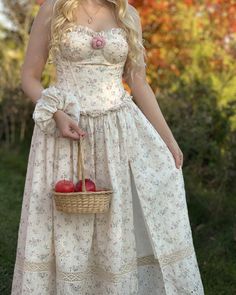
left=11, top=0, right=205, bottom=294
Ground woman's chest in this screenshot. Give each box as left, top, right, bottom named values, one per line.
left=59, top=25, right=129, bottom=64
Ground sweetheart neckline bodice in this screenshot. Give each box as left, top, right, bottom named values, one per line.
left=54, top=22, right=129, bottom=112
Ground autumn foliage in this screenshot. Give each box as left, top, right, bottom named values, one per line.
left=131, top=1, right=236, bottom=92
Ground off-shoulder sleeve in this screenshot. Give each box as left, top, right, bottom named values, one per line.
left=32, top=85, right=81, bottom=136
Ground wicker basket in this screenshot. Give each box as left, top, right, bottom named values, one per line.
left=53, top=137, right=113, bottom=214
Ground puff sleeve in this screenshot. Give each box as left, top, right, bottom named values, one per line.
left=32, top=85, right=81, bottom=136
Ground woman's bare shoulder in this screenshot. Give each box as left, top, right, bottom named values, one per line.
left=32, top=0, right=55, bottom=33
left=40, top=0, right=56, bottom=9
left=37, top=0, right=55, bottom=20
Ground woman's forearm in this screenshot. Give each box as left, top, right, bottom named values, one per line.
left=131, top=81, right=176, bottom=146
left=21, top=76, right=44, bottom=105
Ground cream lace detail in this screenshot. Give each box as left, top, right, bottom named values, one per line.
left=14, top=254, right=158, bottom=282
left=159, top=245, right=194, bottom=267
left=58, top=255, right=159, bottom=283
left=15, top=256, right=55, bottom=272
left=14, top=246, right=194, bottom=282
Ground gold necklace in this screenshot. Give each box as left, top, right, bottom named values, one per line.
left=81, top=3, right=104, bottom=24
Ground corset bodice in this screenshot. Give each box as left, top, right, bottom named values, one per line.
left=53, top=24, right=132, bottom=111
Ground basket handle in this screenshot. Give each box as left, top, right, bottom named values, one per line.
left=77, top=137, right=87, bottom=192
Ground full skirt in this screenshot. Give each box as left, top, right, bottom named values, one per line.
left=11, top=97, right=204, bottom=294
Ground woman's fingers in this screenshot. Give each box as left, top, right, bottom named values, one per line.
left=60, top=127, right=80, bottom=140
left=54, top=111, right=87, bottom=140
left=59, top=121, right=87, bottom=140
left=175, top=150, right=183, bottom=169
left=70, top=121, right=87, bottom=137
left=176, top=157, right=181, bottom=169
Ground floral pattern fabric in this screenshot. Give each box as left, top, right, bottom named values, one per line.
left=11, top=24, right=205, bottom=294
left=32, top=85, right=81, bottom=136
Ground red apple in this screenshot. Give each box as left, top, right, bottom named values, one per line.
left=55, top=179, right=75, bottom=193
left=75, top=178, right=96, bottom=192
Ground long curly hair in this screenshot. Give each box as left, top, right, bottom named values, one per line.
left=48, top=0, right=147, bottom=81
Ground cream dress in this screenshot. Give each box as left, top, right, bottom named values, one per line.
left=11, top=24, right=205, bottom=295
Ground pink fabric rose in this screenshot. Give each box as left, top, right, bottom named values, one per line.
left=91, top=36, right=106, bottom=49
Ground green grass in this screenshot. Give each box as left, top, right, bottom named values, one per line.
left=185, top=172, right=236, bottom=295
left=0, top=141, right=30, bottom=295
left=0, top=142, right=235, bottom=294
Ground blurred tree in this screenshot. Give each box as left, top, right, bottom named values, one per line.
left=132, top=0, right=236, bottom=114
left=0, top=0, right=54, bottom=145
left=130, top=0, right=236, bottom=191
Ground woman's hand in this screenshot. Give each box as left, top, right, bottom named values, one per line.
left=166, top=139, right=184, bottom=169
left=53, top=110, right=87, bottom=140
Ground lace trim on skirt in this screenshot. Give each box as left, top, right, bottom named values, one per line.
left=14, top=245, right=194, bottom=282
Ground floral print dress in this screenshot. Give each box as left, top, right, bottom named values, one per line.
left=11, top=24, right=205, bottom=295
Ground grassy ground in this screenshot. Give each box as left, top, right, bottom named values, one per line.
left=0, top=140, right=235, bottom=294
left=0, top=141, right=30, bottom=295
left=185, top=173, right=236, bottom=295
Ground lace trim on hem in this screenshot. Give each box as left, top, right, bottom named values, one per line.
left=58, top=255, right=158, bottom=283
left=159, top=245, right=195, bottom=267
left=15, top=258, right=55, bottom=272
left=14, top=254, right=158, bottom=281
left=14, top=245, right=195, bottom=282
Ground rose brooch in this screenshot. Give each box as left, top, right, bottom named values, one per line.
left=91, top=35, right=106, bottom=49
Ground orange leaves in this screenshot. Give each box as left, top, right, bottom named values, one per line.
left=184, top=0, right=194, bottom=6
left=148, top=49, right=162, bottom=68
left=130, top=0, right=236, bottom=86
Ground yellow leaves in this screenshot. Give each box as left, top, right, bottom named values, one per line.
left=132, top=0, right=236, bottom=85
left=150, top=34, right=160, bottom=46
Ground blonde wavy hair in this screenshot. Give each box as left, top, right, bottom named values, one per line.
left=48, top=0, right=147, bottom=81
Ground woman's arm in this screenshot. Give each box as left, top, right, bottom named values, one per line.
left=21, top=0, right=86, bottom=140
left=123, top=10, right=183, bottom=168
left=21, top=0, right=53, bottom=104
